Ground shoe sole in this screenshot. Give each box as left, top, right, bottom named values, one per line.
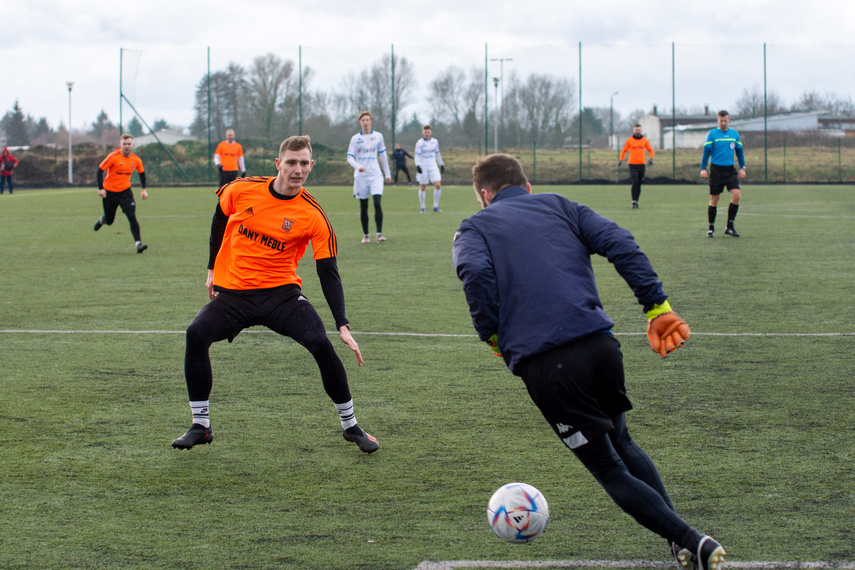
left=137, top=245, right=148, bottom=254
left=696, top=536, right=726, bottom=570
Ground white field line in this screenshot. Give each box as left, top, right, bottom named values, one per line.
left=1, top=330, right=854, bottom=337
left=414, top=560, right=855, bottom=569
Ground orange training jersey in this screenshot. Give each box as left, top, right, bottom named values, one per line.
left=99, top=149, right=145, bottom=192
left=215, top=141, right=244, bottom=172
left=213, top=177, right=337, bottom=290
left=619, top=136, right=654, bottom=165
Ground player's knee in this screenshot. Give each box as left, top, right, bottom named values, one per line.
left=186, top=320, right=214, bottom=349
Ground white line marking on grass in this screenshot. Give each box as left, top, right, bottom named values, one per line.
left=1, top=330, right=854, bottom=337
left=414, top=560, right=855, bottom=569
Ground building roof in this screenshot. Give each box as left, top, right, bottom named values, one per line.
left=133, top=129, right=198, bottom=147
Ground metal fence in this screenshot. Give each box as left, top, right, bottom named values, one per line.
left=13, top=41, right=855, bottom=185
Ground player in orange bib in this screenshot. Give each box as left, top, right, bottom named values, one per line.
left=93, top=134, right=149, bottom=253
left=214, top=129, right=245, bottom=188
left=172, top=135, right=379, bottom=454
left=619, top=124, right=654, bottom=209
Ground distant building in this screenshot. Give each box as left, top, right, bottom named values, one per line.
left=132, top=129, right=198, bottom=148
left=638, top=106, right=851, bottom=149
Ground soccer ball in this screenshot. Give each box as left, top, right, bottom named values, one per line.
left=487, top=482, right=549, bottom=543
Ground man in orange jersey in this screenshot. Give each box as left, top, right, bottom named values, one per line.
left=618, top=124, right=654, bottom=209
left=93, top=134, right=149, bottom=253
left=172, top=135, right=380, bottom=454
left=214, top=128, right=246, bottom=188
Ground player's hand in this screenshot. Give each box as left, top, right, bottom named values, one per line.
left=217, top=164, right=223, bottom=172
left=739, top=167, right=746, bottom=179
left=646, top=301, right=690, bottom=358
left=618, top=160, right=623, bottom=167
left=240, top=171, right=246, bottom=178
left=339, top=325, right=364, bottom=366
left=97, top=189, right=107, bottom=198
left=700, top=169, right=709, bottom=179
left=358, top=167, right=365, bottom=172
left=140, top=189, right=148, bottom=200
left=385, top=177, right=392, bottom=183
left=487, top=333, right=502, bottom=358
left=648, top=158, right=654, bottom=166
left=206, top=269, right=216, bottom=300
left=416, top=165, right=423, bottom=174
left=440, top=164, right=445, bottom=174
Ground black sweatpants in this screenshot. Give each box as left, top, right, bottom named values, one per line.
left=629, top=164, right=646, bottom=202
left=102, top=188, right=141, bottom=242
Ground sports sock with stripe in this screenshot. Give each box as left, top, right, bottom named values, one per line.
left=335, top=399, right=358, bottom=430
left=190, top=400, right=210, bottom=428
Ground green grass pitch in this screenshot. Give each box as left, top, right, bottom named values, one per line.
left=0, top=182, right=853, bottom=569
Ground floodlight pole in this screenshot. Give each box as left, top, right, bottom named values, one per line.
left=492, top=77, right=500, bottom=153
left=66, top=81, right=74, bottom=184
left=610, top=91, right=619, bottom=150
left=490, top=57, right=512, bottom=148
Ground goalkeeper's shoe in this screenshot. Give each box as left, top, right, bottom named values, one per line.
left=691, top=535, right=726, bottom=570
left=172, top=423, right=213, bottom=449
left=670, top=541, right=692, bottom=569
left=342, top=425, right=379, bottom=454
left=724, top=226, right=740, bottom=237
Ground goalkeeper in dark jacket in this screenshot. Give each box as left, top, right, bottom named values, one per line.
left=453, top=153, right=725, bottom=570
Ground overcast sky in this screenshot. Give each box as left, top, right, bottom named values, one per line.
left=6, top=0, right=855, bottom=135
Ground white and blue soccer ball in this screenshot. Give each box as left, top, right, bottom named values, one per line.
left=487, top=482, right=550, bottom=543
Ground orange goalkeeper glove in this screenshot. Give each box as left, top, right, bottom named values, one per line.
left=646, top=300, right=690, bottom=358
left=487, top=334, right=502, bottom=358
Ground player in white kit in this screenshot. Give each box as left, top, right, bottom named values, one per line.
left=347, top=111, right=392, bottom=243
left=415, top=125, right=445, bottom=212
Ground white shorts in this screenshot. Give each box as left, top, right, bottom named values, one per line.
left=417, top=164, right=441, bottom=185
left=353, top=176, right=384, bottom=199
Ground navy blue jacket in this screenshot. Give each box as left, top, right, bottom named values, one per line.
left=452, top=186, right=666, bottom=374
left=391, top=148, right=412, bottom=167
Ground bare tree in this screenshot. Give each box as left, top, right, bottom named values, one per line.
left=791, top=90, right=855, bottom=115
left=428, top=66, right=483, bottom=133
left=245, top=53, right=303, bottom=141
left=334, top=53, right=416, bottom=132
left=734, top=85, right=783, bottom=117
left=503, top=72, right=576, bottom=148
left=190, top=64, right=248, bottom=139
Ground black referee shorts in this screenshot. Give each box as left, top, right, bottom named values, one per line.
left=708, top=164, right=740, bottom=196
left=516, top=332, right=633, bottom=449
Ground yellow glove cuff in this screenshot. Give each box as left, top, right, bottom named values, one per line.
left=646, top=300, right=672, bottom=321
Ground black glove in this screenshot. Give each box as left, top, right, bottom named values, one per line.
left=618, top=160, right=623, bottom=167
left=416, top=165, right=422, bottom=174
left=440, top=164, right=445, bottom=174
left=240, top=171, right=246, bottom=178
left=217, top=164, right=223, bottom=172
left=647, top=159, right=654, bottom=166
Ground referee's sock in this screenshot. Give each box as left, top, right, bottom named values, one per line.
left=190, top=400, right=210, bottom=427
left=727, top=203, right=739, bottom=227
left=708, top=205, right=717, bottom=226
left=335, top=399, right=358, bottom=430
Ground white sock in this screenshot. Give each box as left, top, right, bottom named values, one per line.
left=418, top=189, right=426, bottom=210
left=335, top=399, right=357, bottom=430
left=433, top=189, right=442, bottom=208
left=190, top=400, right=210, bottom=428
